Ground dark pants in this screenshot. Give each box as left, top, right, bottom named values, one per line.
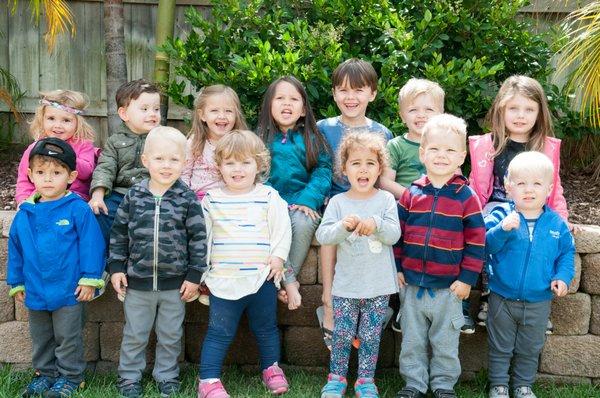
left=96, top=192, right=124, bottom=248
left=29, top=304, right=85, bottom=384
left=487, top=292, right=551, bottom=388
left=199, top=281, right=280, bottom=379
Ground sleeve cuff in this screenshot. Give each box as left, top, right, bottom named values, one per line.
left=9, top=285, right=25, bottom=297
left=185, top=268, right=202, bottom=284
left=458, top=269, right=480, bottom=286
left=78, top=277, right=106, bottom=289
left=108, top=261, right=127, bottom=275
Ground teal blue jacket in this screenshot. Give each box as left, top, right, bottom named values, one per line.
left=267, top=130, right=332, bottom=211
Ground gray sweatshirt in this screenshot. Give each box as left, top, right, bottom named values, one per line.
left=316, top=190, right=401, bottom=299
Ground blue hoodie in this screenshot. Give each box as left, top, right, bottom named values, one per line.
left=7, top=192, right=105, bottom=311
left=485, top=203, right=575, bottom=302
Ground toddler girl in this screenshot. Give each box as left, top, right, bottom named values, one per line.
left=198, top=130, right=291, bottom=398
left=316, top=131, right=400, bottom=398
left=16, top=90, right=97, bottom=204
left=257, top=76, right=332, bottom=310
left=469, top=75, right=571, bottom=329
left=182, top=84, right=248, bottom=200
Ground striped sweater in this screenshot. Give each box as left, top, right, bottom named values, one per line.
left=394, top=174, right=485, bottom=288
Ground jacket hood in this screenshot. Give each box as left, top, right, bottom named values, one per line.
left=20, top=191, right=79, bottom=213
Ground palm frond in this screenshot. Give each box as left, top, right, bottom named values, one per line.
left=557, top=1, right=600, bottom=128
left=0, top=68, right=25, bottom=120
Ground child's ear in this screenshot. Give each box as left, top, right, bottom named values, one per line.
left=27, top=168, right=33, bottom=182
left=418, top=146, right=425, bottom=163
left=67, top=170, right=78, bottom=184
left=547, top=183, right=554, bottom=197
left=458, top=150, right=467, bottom=166
left=368, top=90, right=377, bottom=103
left=117, top=106, right=128, bottom=121
left=141, top=153, right=148, bottom=168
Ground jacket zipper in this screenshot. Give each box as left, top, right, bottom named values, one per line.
left=420, top=188, right=440, bottom=284
left=517, top=213, right=537, bottom=300
left=153, top=196, right=161, bottom=291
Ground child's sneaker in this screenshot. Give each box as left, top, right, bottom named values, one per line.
left=197, top=380, right=230, bottom=398
left=513, top=386, right=537, bottom=398
left=22, top=375, right=55, bottom=397
left=117, top=378, right=143, bottom=398
left=392, top=310, right=402, bottom=333
left=354, top=377, right=379, bottom=397
left=477, top=301, right=489, bottom=326
left=461, top=299, right=476, bottom=334
left=546, top=319, right=554, bottom=335
left=43, top=377, right=82, bottom=397
left=488, top=385, right=509, bottom=398
left=158, top=379, right=180, bottom=397
left=321, top=374, right=347, bottom=398
left=261, top=364, right=289, bottom=395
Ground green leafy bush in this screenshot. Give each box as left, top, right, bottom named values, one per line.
left=163, top=0, right=591, bottom=138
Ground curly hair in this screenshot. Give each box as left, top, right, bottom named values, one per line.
left=214, top=130, right=271, bottom=183
left=336, top=130, right=388, bottom=179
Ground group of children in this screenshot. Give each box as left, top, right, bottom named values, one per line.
left=6, top=57, right=575, bottom=398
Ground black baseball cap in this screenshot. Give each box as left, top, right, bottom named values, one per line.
left=29, top=137, right=77, bottom=172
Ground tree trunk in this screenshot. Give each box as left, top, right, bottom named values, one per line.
left=104, top=0, right=127, bottom=141
left=153, top=0, right=176, bottom=124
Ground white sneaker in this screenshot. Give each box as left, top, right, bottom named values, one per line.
left=488, top=385, right=509, bottom=398
left=514, top=386, right=537, bottom=398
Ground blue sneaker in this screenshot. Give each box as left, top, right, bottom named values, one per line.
left=43, top=377, right=82, bottom=397
left=22, top=375, right=55, bottom=397
left=321, top=374, right=347, bottom=398
left=354, top=377, right=379, bottom=397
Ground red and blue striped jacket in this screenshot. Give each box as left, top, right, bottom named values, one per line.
left=394, top=174, right=485, bottom=288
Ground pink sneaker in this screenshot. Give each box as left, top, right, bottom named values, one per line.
left=262, top=364, right=289, bottom=395
left=197, top=380, right=230, bottom=398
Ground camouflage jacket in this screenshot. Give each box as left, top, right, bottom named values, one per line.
left=108, top=178, right=207, bottom=291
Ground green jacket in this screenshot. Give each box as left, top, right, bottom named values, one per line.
left=90, top=124, right=149, bottom=196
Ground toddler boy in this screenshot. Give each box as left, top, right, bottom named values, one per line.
left=485, top=151, right=574, bottom=398
left=395, top=114, right=485, bottom=398
left=7, top=138, right=105, bottom=397
left=109, top=127, right=207, bottom=398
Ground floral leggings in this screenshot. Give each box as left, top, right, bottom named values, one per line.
left=330, top=295, right=389, bottom=378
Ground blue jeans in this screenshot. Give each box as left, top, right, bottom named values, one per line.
left=199, top=281, right=280, bottom=379
left=283, top=208, right=320, bottom=284
left=96, top=192, right=124, bottom=248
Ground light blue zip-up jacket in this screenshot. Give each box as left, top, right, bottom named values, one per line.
left=485, top=203, right=575, bottom=302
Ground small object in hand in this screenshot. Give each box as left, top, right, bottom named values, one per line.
left=198, top=294, right=210, bottom=305
left=117, top=291, right=126, bottom=302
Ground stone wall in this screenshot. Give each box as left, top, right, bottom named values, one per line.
left=1, top=210, right=600, bottom=382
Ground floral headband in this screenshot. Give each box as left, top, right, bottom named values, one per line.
left=40, top=99, right=84, bottom=115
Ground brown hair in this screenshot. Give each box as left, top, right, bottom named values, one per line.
left=214, top=130, right=270, bottom=183
left=188, top=85, right=248, bottom=159
left=29, top=90, right=94, bottom=142
left=332, top=58, right=378, bottom=92
left=485, top=75, right=553, bottom=157
left=115, top=79, right=160, bottom=108
left=336, top=130, right=388, bottom=179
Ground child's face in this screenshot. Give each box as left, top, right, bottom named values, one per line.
left=333, top=78, right=376, bottom=125
left=419, top=129, right=466, bottom=185
left=271, top=81, right=305, bottom=132
left=505, top=170, right=552, bottom=215
left=503, top=94, right=539, bottom=141
left=219, top=155, right=258, bottom=194
left=200, top=93, right=237, bottom=142
left=141, top=139, right=185, bottom=191
left=27, top=160, right=77, bottom=202
left=118, top=92, right=161, bottom=134
left=42, top=107, right=78, bottom=141
left=343, top=146, right=381, bottom=197
left=400, top=93, right=442, bottom=140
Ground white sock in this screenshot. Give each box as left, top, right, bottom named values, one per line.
left=200, top=378, right=220, bottom=384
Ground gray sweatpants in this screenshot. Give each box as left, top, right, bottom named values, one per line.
left=283, top=208, right=320, bottom=284
left=487, top=292, right=551, bottom=388
left=118, top=289, right=185, bottom=382
left=29, top=304, right=85, bottom=384
left=399, top=286, right=464, bottom=394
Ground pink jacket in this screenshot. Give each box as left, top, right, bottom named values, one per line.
left=16, top=138, right=99, bottom=204
left=181, top=138, right=223, bottom=200
left=468, top=133, right=568, bottom=220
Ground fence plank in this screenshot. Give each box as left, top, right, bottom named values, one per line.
left=8, top=1, right=40, bottom=98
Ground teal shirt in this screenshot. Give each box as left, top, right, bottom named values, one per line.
left=267, top=130, right=332, bottom=211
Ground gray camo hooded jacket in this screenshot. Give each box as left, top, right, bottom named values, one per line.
left=108, top=178, right=207, bottom=291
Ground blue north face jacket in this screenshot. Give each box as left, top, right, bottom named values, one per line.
left=7, top=192, right=105, bottom=311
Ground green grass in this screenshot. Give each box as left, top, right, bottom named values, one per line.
left=0, top=365, right=597, bottom=397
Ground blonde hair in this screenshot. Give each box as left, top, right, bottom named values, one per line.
left=188, top=85, right=248, bottom=159
left=486, top=75, right=553, bottom=157
left=214, top=130, right=270, bottom=183
left=144, top=126, right=187, bottom=155
left=398, top=78, right=445, bottom=112
left=421, top=113, right=467, bottom=150
left=506, top=151, right=554, bottom=184
left=337, top=130, right=388, bottom=179
left=30, top=90, right=94, bottom=141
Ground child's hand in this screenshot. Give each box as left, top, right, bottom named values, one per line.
left=342, top=215, right=360, bottom=231
left=89, top=190, right=108, bottom=215
left=502, top=211, right=520, bottom=231
left=568, top=222, right=582, bottom=234
left=14, top=291, right=25, bottom=303
left=290, top=204, right=320, bottom=222
left=267, top=256, right=285, bottom=287
left=111, top=272, right=128, bottom=298
left=180, top=281, right=200, bottom=302
left=397, top=272, right=406, bottom=288
left=450, top=280, right=471, bottom=300
left=355, top=217, right=377, bottom=236
left=75, top=285, right=95, bottom=302
left=551, top=280, right=568, bottom=297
